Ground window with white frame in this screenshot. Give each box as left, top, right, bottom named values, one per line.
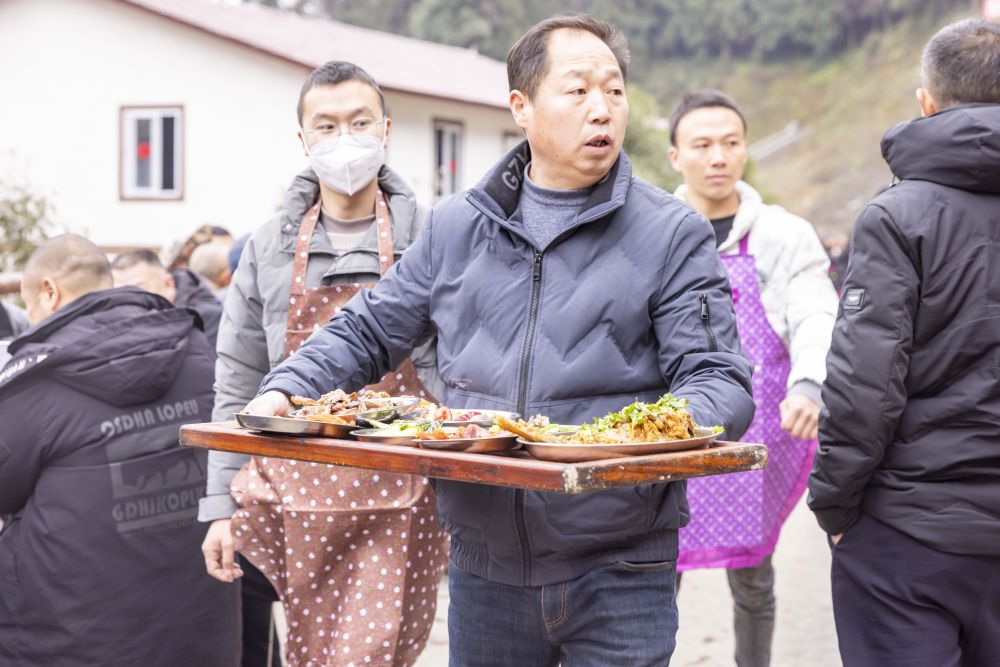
left=433, top=120, right=463, bottom=201
left=120, top=106, right=183, bottom=200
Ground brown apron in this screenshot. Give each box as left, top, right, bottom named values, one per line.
left=231, top=191, right=449, bottom=667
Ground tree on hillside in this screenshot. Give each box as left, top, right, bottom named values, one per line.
left=259, top=0, right=968, bottom=65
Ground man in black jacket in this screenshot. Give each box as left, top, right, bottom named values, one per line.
left=0, top=235, right=239, bottom=666
left=111, top=248, right=223, bottom=346
left=808, top=18, right=1000, bottom=667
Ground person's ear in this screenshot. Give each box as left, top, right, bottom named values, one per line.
left=297, top=129, right=310, bottom=157
left=382, top=116, right=392, bottom=151
left=509, top=90, right=531, bottom=131
left=916, top=88, right=938, bottom=118
left=40, top=277, right=61, bottom=312
left=668, top=145, right=681, bottom=172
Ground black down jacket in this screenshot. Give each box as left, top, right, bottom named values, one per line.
left=808, top=104, right=1000, bottom=555
left=0, top=287, right=239, bottom=666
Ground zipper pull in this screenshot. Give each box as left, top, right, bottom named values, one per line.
left=700, top=293, right=710, bottom=320
left=532, top=252, right=543, bottom=281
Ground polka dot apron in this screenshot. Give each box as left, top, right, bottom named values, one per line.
left=678, top=233, right=818, bottom=571
left=231, top=191, right=449, bottom=666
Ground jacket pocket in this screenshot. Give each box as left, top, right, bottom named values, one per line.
left=699, top=293, right=718, bottom=353
left=613, top=559, right=677, bottom=573
left=434, top=479, right=493, bottom=539
left=539, top=486, right=652, bottom=543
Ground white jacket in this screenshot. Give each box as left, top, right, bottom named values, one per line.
left=675, top=181, right=837, bottom=397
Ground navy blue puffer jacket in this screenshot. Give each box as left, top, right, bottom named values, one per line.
left=262, top=145, right=755, bottom=586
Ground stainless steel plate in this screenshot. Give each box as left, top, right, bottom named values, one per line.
left=350, top=428, right=419, bottom=447
left=520, top=427, right=721, bottom=463
left=292, top=396, right=423, bottom=425
left=438, top=409, right=521, bottom=428
left=417, top=434, right=520, bottom=453
left=234, top=413, right=356, bottom=438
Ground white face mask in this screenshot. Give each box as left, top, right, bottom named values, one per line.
left=307, top=134, right=385, bottom=196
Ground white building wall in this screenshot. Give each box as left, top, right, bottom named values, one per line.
left=385, top=91, right=519, bottom=203
left=0, top=0, right=515, bottom=250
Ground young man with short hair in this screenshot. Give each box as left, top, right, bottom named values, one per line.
left=809, top=19, right=1000, bottom=666
left=246, top=17, right=755, bottom=665
left=668, top=90, right=837, bottom=667
left=111, top=248, right=223, bottom=346
left=199, top=61, right=447, bottom=665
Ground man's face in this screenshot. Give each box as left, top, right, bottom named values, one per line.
left=511, top=29, right=628, bottom=189
left=298, top=80, right=390, bottom=154
left=668, top=106, right=748, bottom=203
left=21, top=281, right=50, bottom=326
left=112, top=263, right=176, bottom=303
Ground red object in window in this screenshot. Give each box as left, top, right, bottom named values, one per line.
left=449, top=158, right=457, bottom=174
left=137, top=141, right=151, bottom=161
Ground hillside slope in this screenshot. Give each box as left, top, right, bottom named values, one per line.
left=642, top=5, right=976, bottom=233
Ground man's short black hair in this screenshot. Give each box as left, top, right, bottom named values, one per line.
left=507, top=15, right=630, bottom=101
left=668, top=89, right=748, bottom=146
left=922, top=18, right=1000, bottom=108
left=110, top=249, right=163, bottom=271
left=23, top=234, right=112, bottom=297
left=296, top=61, right=387, bottom=126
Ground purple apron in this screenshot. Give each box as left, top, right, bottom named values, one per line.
left=678, top=234, right=818, bottom=571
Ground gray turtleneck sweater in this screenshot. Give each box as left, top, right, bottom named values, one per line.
left=517, top=164, right=593, bottom=250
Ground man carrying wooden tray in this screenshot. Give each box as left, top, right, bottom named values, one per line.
left=245, top=15, right=755, bottom=666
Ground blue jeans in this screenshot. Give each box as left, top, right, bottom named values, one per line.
left=447, top=560, right=679, bottom=666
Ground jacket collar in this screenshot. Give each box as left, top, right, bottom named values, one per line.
left=673, top=180, right=762, bottom=252
left=277, top=165, right=420, bottom=256
left=466, top=140, right=631, bottom=249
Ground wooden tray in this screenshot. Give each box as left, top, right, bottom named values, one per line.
left=180, top=421, right=768, bottom=494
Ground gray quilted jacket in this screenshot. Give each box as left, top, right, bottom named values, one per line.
left=259, top=144, right=755, bottom=586
left=198, top=166, right=440, bottom=521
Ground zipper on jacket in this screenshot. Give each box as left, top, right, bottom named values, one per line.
left=699, top=293, right=718, bottom=353
left=514, top=250, right=544, bottom=586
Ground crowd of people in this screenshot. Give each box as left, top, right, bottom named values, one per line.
left=0, top=12, right=997, bottom=667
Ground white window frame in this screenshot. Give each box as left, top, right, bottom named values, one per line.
left=120, top=105, right=184, bottom=200
left=433, top=119, right=464, bottom=201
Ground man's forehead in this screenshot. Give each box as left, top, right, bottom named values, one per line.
left=302, top=81, right=381, bottom=118
left=545, top=29, right=621, bottom=77
left=676, top=107, right=745, bottom=141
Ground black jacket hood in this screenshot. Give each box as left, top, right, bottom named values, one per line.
left=2, top=286, right=198, bottom=406
left=881, top=103, right=1000, bottom=194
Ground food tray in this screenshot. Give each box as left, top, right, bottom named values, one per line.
left=520, top=427, right=721, bottom=463
left=181, top=422, right=767, bottom=494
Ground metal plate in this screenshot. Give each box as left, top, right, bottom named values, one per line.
left=350, top=428, right=419, bottom=447
left=520, top=427, right=721, bottom=463
left=417, top=434, right=520, bottom=454
left=438, top=409, right=521, bottom=428
left=234, top=413, right=356, bottom=438
left=292, top=396, right=422, bottom=425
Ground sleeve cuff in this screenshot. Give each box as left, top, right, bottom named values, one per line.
left=198, top=494, right=240, bottom=522
left=789, top=380, right=824, bottom=409
left=258, top=379, right=315, bottom=400
left=808, top=499, right=860, bottom=535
